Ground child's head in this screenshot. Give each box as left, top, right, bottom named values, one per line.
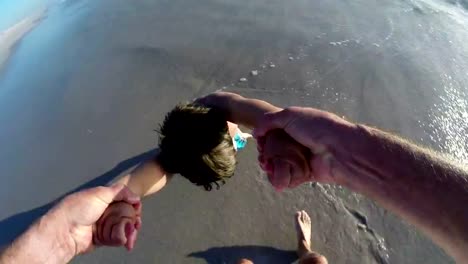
left=157, top=103, right=237, bottom=191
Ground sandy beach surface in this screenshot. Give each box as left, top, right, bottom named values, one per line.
left=0, top=0, right=467, bottom=263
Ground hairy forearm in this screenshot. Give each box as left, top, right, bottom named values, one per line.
left=114, top=156, right=170, bottom=198
left=336, top=125, right=468, bottom=261
left=0, top=209, right=74, bottom=263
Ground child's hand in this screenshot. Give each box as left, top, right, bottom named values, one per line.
left=258, top=129, right=312, bottom=191
left=94, top=201, right=142, bottom=251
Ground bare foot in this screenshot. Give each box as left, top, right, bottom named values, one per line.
left=295, top=210, right=312, bottom=257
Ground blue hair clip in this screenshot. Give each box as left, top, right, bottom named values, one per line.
left=233, top=133, right=247, bottom=151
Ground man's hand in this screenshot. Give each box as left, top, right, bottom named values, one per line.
left=53, top=184, right=142, bottom=255
left=0, top=184, right=142, bottom=264
left=259, top=129, right=313, bottom=191
left=254, top=107, right=358, bottom=190
left=94, top=201, right=142, bottom=251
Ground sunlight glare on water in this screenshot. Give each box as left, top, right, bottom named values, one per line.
left=426, top=74, right=468, bottom=164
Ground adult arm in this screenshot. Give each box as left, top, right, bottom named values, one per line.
left=345, top=125, right=468, bottom=262
left=254, top=106, right=468, bottom=262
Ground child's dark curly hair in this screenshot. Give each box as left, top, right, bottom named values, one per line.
left=156, top=103, right=236, bottom=191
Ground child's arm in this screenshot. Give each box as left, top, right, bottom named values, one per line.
left=196, top=92, right=282, bottom=129
left=113, top=152, right=172, bottom=198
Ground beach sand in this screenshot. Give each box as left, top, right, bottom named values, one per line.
left=1, top=0, right=466, bottom=263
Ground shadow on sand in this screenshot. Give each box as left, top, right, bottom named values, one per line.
left=0, top=149, right=157, bottom=246
left=188, top=245, right=298, bottom=264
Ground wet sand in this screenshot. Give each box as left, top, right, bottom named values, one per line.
left=1, top=0, right=466, bottom=263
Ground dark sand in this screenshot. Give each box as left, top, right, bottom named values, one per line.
left=1, top=0, right=467, bottom=263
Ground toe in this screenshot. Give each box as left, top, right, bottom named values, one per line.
left=300, top=211, right=306, bottom=222
left=303, top=211, right=311, bottom=223
left=295, top=211, right=302, bottom=221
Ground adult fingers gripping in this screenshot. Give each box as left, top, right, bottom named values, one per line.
left=270, top=158, right=292, bottom=191
left=102, top=184, right=142, bottom=218
left=256, top=136, right=266, bottom=153
left=289, top=166, right=309, bottom=188
left=253, top=108, right=296, bottom=139
left=125, top=222, right=138, bottom=251
left=135, top=216, right=142, bottom=230
left=103, top=215, right=122, bottom=246
left=109, top=184, right=141, bottom=205
left=125, top=216, right=142, bottom=250
left=91, top=184, right=140, bottom=209
left=112, top=219, right=132, bottom=247
left=96, top=202, right=139, bottom=247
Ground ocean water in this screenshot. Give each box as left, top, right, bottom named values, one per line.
left=0, top=0, right=466, bottom=263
